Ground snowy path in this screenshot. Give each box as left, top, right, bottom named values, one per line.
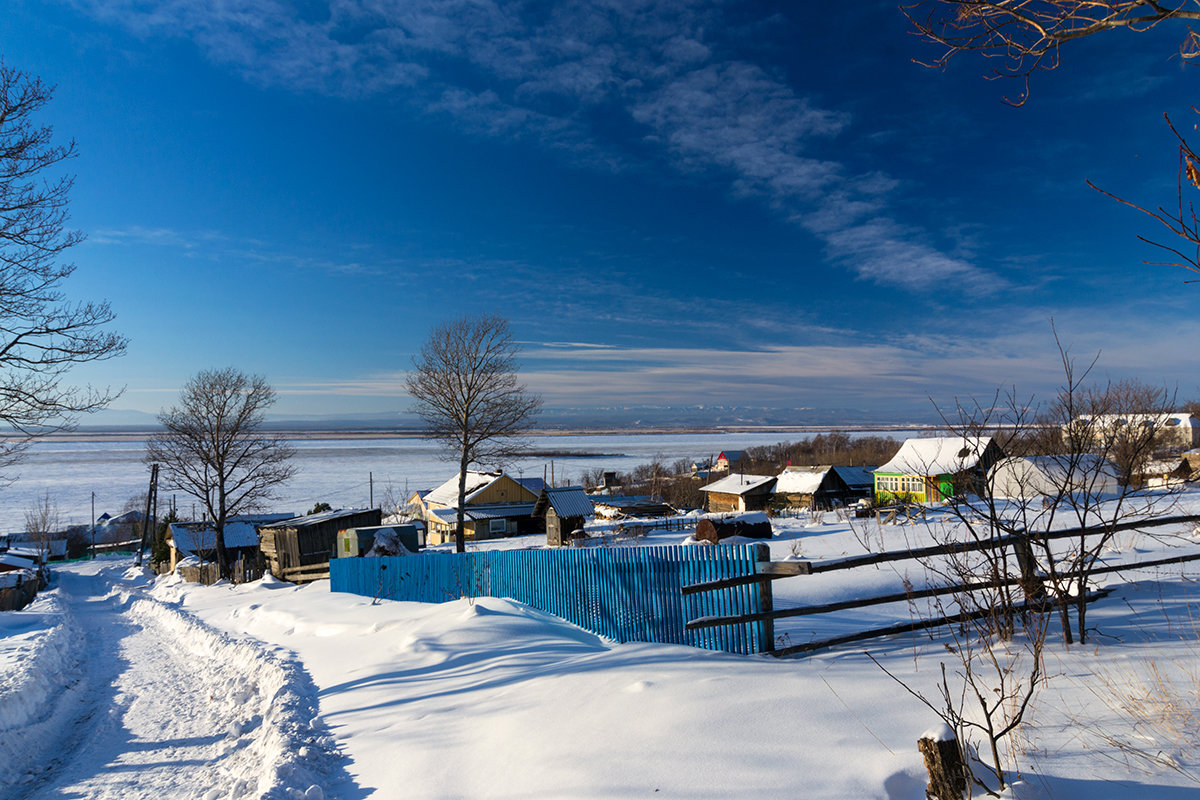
left=1, top=563, right=349, bottom=800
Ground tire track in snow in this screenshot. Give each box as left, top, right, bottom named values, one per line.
left=6, top=567, right=347, bottom=800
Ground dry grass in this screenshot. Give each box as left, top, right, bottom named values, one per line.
left=1076, top=655, right=1200, bottom=783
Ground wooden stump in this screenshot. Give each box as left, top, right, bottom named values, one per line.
left=918, top=733, right=966, bottom=800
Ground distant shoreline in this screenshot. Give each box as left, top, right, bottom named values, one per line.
left=44, top=423, right=942, bottom=444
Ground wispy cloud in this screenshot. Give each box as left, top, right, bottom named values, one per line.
left=72, top=0, right=994, bottom=293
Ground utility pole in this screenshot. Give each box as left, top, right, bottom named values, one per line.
left=135, top=463, right=159, bottom=567
left=369, top=472, right=374, bottom=508
left=90, top=491, right=96, bottom=558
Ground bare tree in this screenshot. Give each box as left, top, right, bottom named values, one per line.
left=0, top=62, right=127, bottom=472
left=23, top=489, right=60, bottom=561
left=145, top=368, right=296, bottom=578
left=904, top=1, right=1200, bottom=101
left=904, top=2, right=1200, bottom=278
left=406, top=315, right=542, bottom=553
left=934, top=332, right=1178, bottom=645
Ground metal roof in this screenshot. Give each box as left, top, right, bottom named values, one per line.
left=430, top=503, right=535, bottom=522
left=533, top=487, right=594, bottom=519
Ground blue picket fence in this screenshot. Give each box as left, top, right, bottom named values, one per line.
left=329, top=544, right=769, bottom=654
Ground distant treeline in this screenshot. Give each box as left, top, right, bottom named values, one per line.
left=579, top=433, right=903, bottom=510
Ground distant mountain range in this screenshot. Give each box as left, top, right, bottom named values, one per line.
left=79, top=404, right=940, bottom=434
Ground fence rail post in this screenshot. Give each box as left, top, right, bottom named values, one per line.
left=756, top=543, right=774, bottom=654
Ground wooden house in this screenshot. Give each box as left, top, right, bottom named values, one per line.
left=1138, top=456, right=1193, bottom=488
left=166, top=513, right=293, bottom=572
left=831, top=465, right=875, bottom=500
left=422, top=471, right=541, bottom=544
left=713, top=450, right=748, bottom=473
left=534, top=487, right=595, bottom=547
left=873, top=436, right=1004, bottom=504
left=771, top=466, right=852, bottom=511
left=259, top=508, right=382, bottom=583
left=699, top=473, right=776, bottom=513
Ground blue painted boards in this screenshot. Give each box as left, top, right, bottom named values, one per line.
left=329, top=545, right=766, bottom=655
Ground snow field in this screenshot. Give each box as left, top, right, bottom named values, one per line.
left=0, top=561, right=349, bottom=799
left=0, top=589, right=83, bottom=786
left=122, top=574, right=345, bottom=800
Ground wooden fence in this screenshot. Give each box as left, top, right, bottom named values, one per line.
left=174, top=556, right=266, bottom=586
left=0, top=572, right=41, bottom=611
left=684, top=513, right=1200, bottom=657
left=330, top=544, right=771, bottom=654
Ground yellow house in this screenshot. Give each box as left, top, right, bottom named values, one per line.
left=423, top=471, right=541, bottom=544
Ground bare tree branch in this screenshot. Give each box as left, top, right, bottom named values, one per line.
left=145, top=368, right=296, bottom=578
left=0, top=60, right=127, bottom=476
left=406, top=315, right=542, bottom=553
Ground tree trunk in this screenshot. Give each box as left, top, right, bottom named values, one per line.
left=918, top=733, right=966, bottom=800
left=214, top=495, right=231, bottom=579
left=455, top=452, right=469, bottom=554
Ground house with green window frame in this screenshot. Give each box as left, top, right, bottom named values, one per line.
left=873, top=436, right=1004, bottom=504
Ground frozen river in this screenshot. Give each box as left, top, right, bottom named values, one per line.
left=0, top=429, right=920, bottom=533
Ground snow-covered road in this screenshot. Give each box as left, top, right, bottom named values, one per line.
left=0, top=562, right=350, bottom=800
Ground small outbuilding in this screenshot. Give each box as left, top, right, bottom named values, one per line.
left=534, top=486, right=595, bottom=547
left=337, top=524, right=424, bottom=557
left=259, top=508, right=382, bottom=583
left=700, top=473, right=776, bottom=513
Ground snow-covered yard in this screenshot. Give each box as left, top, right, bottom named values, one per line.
left=4, top=494, right=1200, bottom=798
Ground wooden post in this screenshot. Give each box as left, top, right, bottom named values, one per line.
left=1011, top=532, right=1045, bottom=602
left=756, top=543, right=775, bottom=654
left=918, top=728, right=966, bottom=800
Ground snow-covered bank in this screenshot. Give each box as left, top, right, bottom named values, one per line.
left=162, top=577, right=930, bottom=798
left=153, top=500, right=1200, bottom=799
left=0, top=588, right=80, bottom=786
left=0, top=560, right=352, bottom=799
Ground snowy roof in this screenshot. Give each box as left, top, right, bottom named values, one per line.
left=700, top=473, right=775, bottom=495
left=0, top=553, right=36, bottom=570
left=169, top=521, right=263, bottom=555
left=773, top=466, right=832, bottom=495
left=533, top=487, right=594, bottom=519
left=998, top=454, right=1118, bottom=481
left=875, top=437, right=993, bottom=476
left=424, top=471, right=506, bottom=507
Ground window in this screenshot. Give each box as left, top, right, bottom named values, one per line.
left=489, top=518, right=507, bottom=534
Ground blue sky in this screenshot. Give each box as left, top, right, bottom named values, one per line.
left=4, top=0, right=1199, bottom=424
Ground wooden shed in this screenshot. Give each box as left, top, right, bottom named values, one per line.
left=771, top=466, right=853, bottom=511
left=534, top=487, right=595, bottom=547
left=259, top=508, right=381, bottom=583
left=699, top=473, right=776, bottom=513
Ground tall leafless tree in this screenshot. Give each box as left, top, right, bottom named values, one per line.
left=903, top=2, right=1200, bottom=277
left=0, top=62, right=126, bottom=472
left=23, top=489, right=60, bottom=561
left=406, top=315, right=542, bottom=553
left=145, top=368, right=296, bottom=578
